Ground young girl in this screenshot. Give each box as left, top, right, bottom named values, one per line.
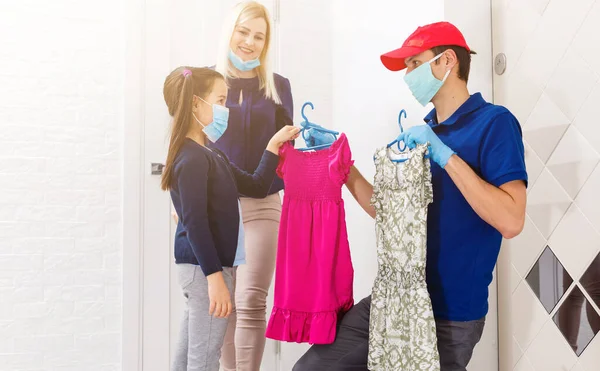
left=161, top=66, right=299, bottom=371
left=211, top=3, right=295, bottom=369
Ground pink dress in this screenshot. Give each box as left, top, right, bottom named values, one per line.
left=265, top=133, right=355, bottom=344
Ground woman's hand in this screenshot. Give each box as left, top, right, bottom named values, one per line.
left=206, top=271, right=232, bottom=318
left=266, top=125, right=300, bottom=154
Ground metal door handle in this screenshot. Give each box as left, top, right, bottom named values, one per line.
left=151, top=163, right=165, bottom=175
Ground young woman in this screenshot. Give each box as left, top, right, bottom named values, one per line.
left=161, top=66, right=298, bottom=371
left=211, top=2, right=295, bottom=370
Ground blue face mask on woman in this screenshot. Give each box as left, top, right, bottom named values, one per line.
left=193, top=97, right=229, bottom=143
left=403, top=53, right=451, bottom=106
left=228, top=49, right=261, bottom=72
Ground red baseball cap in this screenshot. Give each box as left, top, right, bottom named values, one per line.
left=380, top=21, right=470, bottom=71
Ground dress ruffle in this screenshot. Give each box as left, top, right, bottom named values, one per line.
left=328, top=133, right=354, bottom=185
left=265, top=299, right=354, bottom=344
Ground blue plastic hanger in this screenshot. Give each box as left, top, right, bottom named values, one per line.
left=298, top=102, right=339, bottom=151
left=387, top=109, right=408, bottom=151
left=385, top=110, right=411, bottom=163
left=385, top=109, right=430, bottom=163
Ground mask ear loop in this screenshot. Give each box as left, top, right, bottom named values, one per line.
left=192, top=112, right=206, bottom=128
left=432, top=52, right=453, bottom=82
left=192, top=95, right=209, bottom=128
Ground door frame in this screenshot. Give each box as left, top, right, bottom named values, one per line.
left=122, top=0, right=499, bottom=369
left=444, top=0, right=499, bottom=369
left=121, top=2, right=283, bottom=369
left=122, top=0, right=145, bottom=369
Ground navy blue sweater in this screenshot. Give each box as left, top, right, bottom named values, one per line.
left=170, top=139, right=279, bottom=276
left=209, top=74, right=293, bottom=195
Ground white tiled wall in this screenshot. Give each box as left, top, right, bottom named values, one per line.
left=0, top=1, right=124, bottom=370
left=494, top=0, right=600, bottom=370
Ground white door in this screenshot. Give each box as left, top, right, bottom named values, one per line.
left=444, top=1, right=499, bottom=369
left=138, top=1, right=279, bottom=370
left=493, top=0, right=600, bottom=370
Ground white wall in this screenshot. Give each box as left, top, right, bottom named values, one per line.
left=0, top=1, right=124, bottom=370
left=331, top=0, right=444, bottom=299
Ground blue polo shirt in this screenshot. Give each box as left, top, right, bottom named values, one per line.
left=425, top=93, right=527, bottom=321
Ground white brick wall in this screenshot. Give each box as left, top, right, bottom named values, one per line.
left=0, top=1, right=124, bottom=370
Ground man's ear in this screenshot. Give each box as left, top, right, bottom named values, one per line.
left=443, top=49, right=458, bottom=70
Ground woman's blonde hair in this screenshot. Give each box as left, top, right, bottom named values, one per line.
left=215, top=1, right=281, bottom=104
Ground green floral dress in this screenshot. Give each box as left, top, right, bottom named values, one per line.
left=368, top=144, right=440, bottom=371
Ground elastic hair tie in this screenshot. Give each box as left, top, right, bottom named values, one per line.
left=182, top=69, right=192, bottom=78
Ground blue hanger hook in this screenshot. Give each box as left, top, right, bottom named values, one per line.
left=397, top=109, right=407, bottom=151
left=299, top=101, right=338, bottom=142
left=301, top=102, right=314, bottom=127
left=301, top=102, right=315, bottom=142
left=398, top=109, right=407, bottom=132
left=298, top=101, right=339, bottom=151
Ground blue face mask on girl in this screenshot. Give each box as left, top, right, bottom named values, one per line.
left=228, top=49, right=261, bottom=72
left=193, top=97, right=229, bottom=143
left=403, top=53, right=451, bottom=106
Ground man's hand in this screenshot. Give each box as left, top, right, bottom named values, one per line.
left=397, top=125, right=455, bottom=168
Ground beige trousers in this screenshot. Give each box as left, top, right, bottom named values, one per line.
left=220, top=193, right=281, bottom=371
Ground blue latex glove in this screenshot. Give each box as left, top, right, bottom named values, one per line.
left=397, top=125, right=455, bottom=168
left=304, top=128, right=337, bottom=148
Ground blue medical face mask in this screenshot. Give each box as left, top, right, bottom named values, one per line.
left=403, top=53, right=451, bottom=106
left=228, top=49, right=261, bottom=72
left=193, top=97, right=229, bottom=143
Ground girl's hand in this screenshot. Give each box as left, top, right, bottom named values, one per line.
left=266, top=125, right=301, bottom=154
left=206, top=271, right=232, bottom=318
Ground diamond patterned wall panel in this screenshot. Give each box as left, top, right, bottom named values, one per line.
left=512, top=0, right=595, bottom=91
left=495, top=0, right=600, bottom=369
left=526, top=169, right=572, bottom=239
left=498, top=66, right=543, bottom=124
left=548, top=204, right=600, bottom=280
left=507, top=215, right=546, bottom=277
left=545, top=126, right=599, bottom=199
left=523, top=141, right=545, bottom=191
left=526, top=246, right=572, bottom=313
left=514, top=355, right=535, bottom=371
left=571, top=1, right=600, bottom=77
left=522, top=93, right=570, bottom=164
left=545, top=47, right=599, bottom=122
left=524, top=0, right=550, bottom=15
left=525, top=319, right=578, bottom=371
left=573, top=84, right=600, bottom=155
left=580, top=253, right=600, bottom=315
left=552, top=285, right=600, bottom=356
left=512, top=280, right=549, bottom=351
left=578, top=334, right=600, bottom=370
left=575, top=165, right=600, bottom=234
